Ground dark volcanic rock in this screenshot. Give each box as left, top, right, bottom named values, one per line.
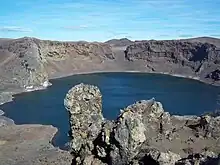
left=64, top=84, right=220, bottom=165
left=125, top=40, right=220, bottom=83
left=125, top=40, right=220, bottom=63
left=176, top=152, right=220, bottom=165
left=206, top=69, right=220, bottom=81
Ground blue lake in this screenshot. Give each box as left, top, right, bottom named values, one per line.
left=1, top=72, right=220, bottom=148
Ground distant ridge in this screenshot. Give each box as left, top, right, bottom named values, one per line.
left=1, top=36, right=220, bottom=46
left=105, top=38, right=133, bottom=47
left=134, top=36, right=220, bottom=45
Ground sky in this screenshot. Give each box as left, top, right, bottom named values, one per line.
left=0, top=0, right=220, bottom=41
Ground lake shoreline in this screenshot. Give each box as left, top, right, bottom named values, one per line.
left=49, top=70, right=219, bottom=86
left=0, top=70, right=219, bottom=111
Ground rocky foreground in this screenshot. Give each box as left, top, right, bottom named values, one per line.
left=0, top=37, right=220, bottom=104
left=64, top=84, right=220, bottom=165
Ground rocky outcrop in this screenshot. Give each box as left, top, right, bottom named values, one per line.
left=64, top=84, right=103, bottom=158
left=65, top=84, right=220, bottom=165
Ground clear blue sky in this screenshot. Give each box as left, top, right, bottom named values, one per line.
left=0, top=0, right=220, bottom=41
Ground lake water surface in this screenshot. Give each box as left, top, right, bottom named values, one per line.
left=1, top=72, right=220, bottom=148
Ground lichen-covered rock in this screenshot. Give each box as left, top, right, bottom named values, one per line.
left=82, top=155, right=106, bottom=165
left=113, top=104, right=147, bottom=163
left=64, top=83, right=104, bottom=164
left=64, top=84, right=220, bottom=165
left=111, top=99, right=171, bottom=164
left=157, top=151, right=181, bottom=165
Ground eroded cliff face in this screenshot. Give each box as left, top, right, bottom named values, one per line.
left=125, top=40, right=220, bottom=83
left=35, top=39, right=115, bottom=78
left=37, top=39, right=115, bottom=60
left=0, top=37, right=48, bottom=91
left=64, top=84, right=220, bottom=165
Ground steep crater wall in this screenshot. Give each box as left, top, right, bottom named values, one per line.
left=125, top=40, right=220, bottom=82
left=0, top=38, right=116, bottom=97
